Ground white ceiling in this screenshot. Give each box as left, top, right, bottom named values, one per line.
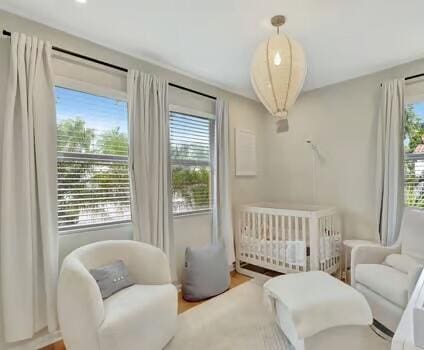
left=1, top=0, right=424, bottom=99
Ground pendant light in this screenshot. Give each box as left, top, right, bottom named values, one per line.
left=251, top=15, right=307, bottom=128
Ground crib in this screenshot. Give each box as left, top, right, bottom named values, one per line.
left=236, top=202, right=341, bottom=277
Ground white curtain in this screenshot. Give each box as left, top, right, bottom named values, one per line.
left=127, top=70, right=174, bottom=266
left=376, top=79, right=405, bottom=246
left=213, top=98, right=235, bottom=264
left=0, top=33, right=58, bottom=342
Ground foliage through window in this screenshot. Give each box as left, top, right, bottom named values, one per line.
left=170, top=112, right=215, bottom=214
left=56, top=86, right=131, bottom=230
left=404, top=103, right=424, bottom=208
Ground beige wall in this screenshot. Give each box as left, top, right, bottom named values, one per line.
left=0, top=9, right=269, bottom=297
left=263, top=58, right=424, bottom=241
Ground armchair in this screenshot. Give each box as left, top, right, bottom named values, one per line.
left=351, top=208, right=424, bottom=332
left=58, top=240, right=177, bottom=350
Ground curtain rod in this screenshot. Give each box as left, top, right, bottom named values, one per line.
left=2, top=30, right=217, bottom=101
left=405, top=73, right=424, bottom=81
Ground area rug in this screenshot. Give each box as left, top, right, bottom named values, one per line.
left=165, top=280, right=391, bottom=350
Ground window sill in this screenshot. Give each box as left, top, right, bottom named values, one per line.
left=58, top=221, right=132, bottom=236
left=173, top=209, right=212, bottom=219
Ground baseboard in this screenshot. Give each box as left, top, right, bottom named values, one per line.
left=7, top=330, right=62, bottom=350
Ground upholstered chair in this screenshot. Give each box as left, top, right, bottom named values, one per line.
left=58, top=240, right=177, bottom=350
left=351, top=208, right=424, bottom=332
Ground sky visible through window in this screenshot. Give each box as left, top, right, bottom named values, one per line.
left=55, top=86, right=128, bottom=134
left=412, top=102, right=424, bottom=121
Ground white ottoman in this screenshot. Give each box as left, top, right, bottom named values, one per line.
left=264, top=271, right=373, bottom=350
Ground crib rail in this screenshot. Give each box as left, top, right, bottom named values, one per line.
left=236, top=204, right=341, bottom=276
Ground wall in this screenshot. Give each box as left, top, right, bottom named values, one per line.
left=0, top=10, right=272, bottom=349
left=263, top=58, right=424, bottom=241
left=0, top=10, right=270, bottom=348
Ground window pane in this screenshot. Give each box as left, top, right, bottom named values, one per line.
left=404, top=103, right=424, bottom=208
left=170, top=112, right=214, bottom=214
left=56, top=86, right=131, bottom=230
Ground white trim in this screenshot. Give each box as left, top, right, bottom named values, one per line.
left=55, top=74, right=127, bottom=101
left=53, top=50, right=127, bottom=78
left=169, top=104, right=215, bottom=120
left=7, top=330, right=62, bottom=350
left=59, top=221, right=132, bottom=236
left=405, top=77, right=424, bottom=104
left=405, top=92, right=424, bottom=105
left=174, top=209, right=212, bottom=219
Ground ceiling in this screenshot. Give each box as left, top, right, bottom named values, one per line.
left=1, top=0, right=424, bottom=99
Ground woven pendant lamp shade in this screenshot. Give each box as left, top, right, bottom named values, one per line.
left=251, top=32, right=307, bottom=119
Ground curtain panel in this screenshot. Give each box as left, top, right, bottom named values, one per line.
left=376, top=79, right=405, bottom=246
left=127, top=70, right=175, bottom=276
left=0, top=33, right=58, bottom=342
left=213, top=99, right=235, bottom=264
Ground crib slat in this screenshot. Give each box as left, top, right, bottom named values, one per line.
left=332, top=214, right=336, bottom=267
left=258, top=213, right=261, bottom=264
left=276, top=215, right=280, bottom=266
left=302, top=216, right=307, bottom=271
left=288, top=216, right=292, bottom=270
left=264, top=213, right=267, bottom=265
left=295, top=217, right=299, bottom=271
left=241, top=210, right=245, bottom=260
left=322, top=219, right=325, bottom=271
left=245, top=211, right=248, bottom=260
left=269, top=214, right=273, bottom=265
left=252, top=212, right=255, bottom=258
left=281, top=215, right=287, bottom=268
left=263, top=213, right=267, bottom=264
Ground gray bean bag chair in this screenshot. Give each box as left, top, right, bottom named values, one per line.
left=182, top=242, right=230, bottom=301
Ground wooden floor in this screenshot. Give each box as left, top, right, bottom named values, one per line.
left=40, top=272, right=250, bottom=350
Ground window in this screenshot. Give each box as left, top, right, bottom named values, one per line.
left=169, top=110, right=215, bottom=215
left=404, top=103, right=424, bottom=208
left=56, top=86, right=131, bottom=231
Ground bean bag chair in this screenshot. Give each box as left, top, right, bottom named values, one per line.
left=182, top=242, right=230, bottom=301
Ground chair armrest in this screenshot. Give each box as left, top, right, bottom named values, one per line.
left=58, top=257, right=104, bottom=349
left=351, top=245, right=400, bottom=286
left=126, top=241, right=172, bottom=285
left=408, top=266, right=424, bottom=298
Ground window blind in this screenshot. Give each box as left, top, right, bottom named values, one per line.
left=170, top=112, right=215, bottom=214
left=56, top=86, right=131, bottom=230
left=405, top=153, right=424, bottom=208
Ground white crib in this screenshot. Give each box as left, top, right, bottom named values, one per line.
left=236, top=202, right=341, bottom=277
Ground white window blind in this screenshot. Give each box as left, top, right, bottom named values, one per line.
left=405, top=154, right=424, bottom=208
left=56, top=86, right=131, bottom=231
left=404, top=103, right=424, bottom=209
left=170, top=112, right=215, bottom=215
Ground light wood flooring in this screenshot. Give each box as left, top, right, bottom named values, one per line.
left=40, top=272, right=251, bottom=350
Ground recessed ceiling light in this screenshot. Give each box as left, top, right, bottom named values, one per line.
left=75, top=0, right=87, bottom=4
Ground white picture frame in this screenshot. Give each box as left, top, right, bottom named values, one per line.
left=235, top=128, right=256, bottom=176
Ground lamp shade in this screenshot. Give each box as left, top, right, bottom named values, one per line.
left=251, top=33, right=307, bottom=118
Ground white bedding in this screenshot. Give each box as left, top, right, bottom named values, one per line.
left=240, top=234, right=340, bottom=266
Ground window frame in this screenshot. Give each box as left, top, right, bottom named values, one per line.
left=169, top=104, right=216, bottom=217
left=55, top=76, right=132, bottom=233
left=404, top=88, right=424, bottom=210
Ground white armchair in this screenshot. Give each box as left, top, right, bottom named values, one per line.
left=351, top=208, right=424, bottom=332
left=58, top=240, right=177, bottom=350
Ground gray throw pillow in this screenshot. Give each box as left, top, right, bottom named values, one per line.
left=90, top=260, right=134, bottom=299
left=182, top=242, right=230, bottom=301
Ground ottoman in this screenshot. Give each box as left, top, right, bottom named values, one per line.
left=264, top=271, right=373, bottom=350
